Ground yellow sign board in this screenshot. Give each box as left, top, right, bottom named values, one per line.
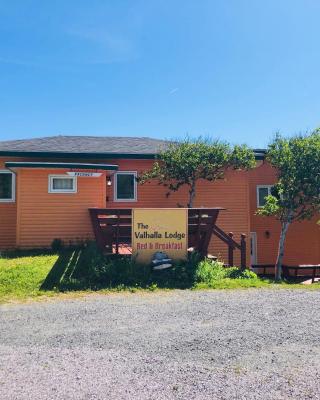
left=132, top=208, right=188, bottom=264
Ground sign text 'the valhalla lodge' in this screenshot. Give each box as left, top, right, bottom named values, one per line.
left=132, top=209, right=188, bottom=263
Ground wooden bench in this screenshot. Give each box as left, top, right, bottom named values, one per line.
left=283, top=264, right=320, bottom=283
left=252, top=264, right=320, bottom=283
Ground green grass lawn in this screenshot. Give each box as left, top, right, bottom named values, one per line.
left=0, top=246, right=319, bottom=304
left=0, top=252, right=59, bottom=303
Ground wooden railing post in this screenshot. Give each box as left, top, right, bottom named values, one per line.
left=89, top=209, right=105, bottom=250
left=228, top=232, right=234, bottom=266
left=115, top=210, right=120, bottom=255
left=240, top=234, right=246, bottom=271
left=188, top=209, right=221, bottom=258
left=88, top=208, right=132, bottom=254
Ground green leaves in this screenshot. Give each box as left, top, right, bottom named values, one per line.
left=258, top=130, right=320, bottom=280
left=257, top=195, right=280, bottom=217
left=230, top=144, right=256, bottom=170
left=139, top=137, right=255, bottom=207
left=261, top=131, right=320, bottom=223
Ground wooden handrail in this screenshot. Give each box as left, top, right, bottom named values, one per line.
left=212, top=225, right=246, bottom=270
left=213, top=225, right=241, bottom=249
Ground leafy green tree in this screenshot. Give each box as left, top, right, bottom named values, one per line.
left=257, top=130, right=320, bottom=281
left=139, top=137, right=255, bottom=208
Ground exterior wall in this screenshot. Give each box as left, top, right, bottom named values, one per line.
left=1, top=154, right=319, bottom=268
left=2, top=157, right=250, bottom=265
left=16, top=168, right=106, bottom=248
left=0, top=157, right=17, bottom=249
left=248, top=161, right=320, bottom=266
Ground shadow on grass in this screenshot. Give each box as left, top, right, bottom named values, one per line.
left=39, top=247, right=199, bottom=292
left=40, top=250, right=81, bottom=290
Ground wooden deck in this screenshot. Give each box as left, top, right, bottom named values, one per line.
left=89, top=208, right=247, bottom=269
left=113, top=243, right=132, bottom=255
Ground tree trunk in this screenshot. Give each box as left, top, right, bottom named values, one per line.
left=187, top=180, right=196, bottom=208
left=275, top=221, right=290, bottom=281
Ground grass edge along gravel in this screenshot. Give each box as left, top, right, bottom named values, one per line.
left=0, top=243, right=319, bottom=304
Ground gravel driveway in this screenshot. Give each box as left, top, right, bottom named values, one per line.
left=0, top=289, right=320, bottom=400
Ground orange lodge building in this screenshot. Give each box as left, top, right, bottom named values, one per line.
left=0, top=135, right=319, bottom=268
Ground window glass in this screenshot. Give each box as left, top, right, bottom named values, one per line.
left=52, top=178, right=74, bottom=190
left=116, top=173, right=136, bottom=200
left=0, top=173, right=13, bottom=200
left=258, top=186, right=270, bottom=207
left=49, top=176, right=76, bottom=193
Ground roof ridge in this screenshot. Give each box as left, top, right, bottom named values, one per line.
left=0, top=135, right=168, bottom=142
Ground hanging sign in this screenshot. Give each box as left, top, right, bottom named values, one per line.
left=67, top=172, right=102, bottom=177
left=132, top=208, right=188, bottom=264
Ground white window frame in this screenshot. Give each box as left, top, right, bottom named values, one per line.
left=48, top=175, right=77, bottom=194
left=114, top=171, right=137, bottom=202
left=0, top=170, right=15, bottom=202
left=256, top=185, right=273, bottom=208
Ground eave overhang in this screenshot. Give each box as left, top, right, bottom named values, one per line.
left=5, top=162, right=119, bottom=170
left=0, top=150, right=267, bottom=160
left=0, top=151, right=157, bottom=160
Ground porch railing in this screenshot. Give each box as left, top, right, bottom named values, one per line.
left=89, top=208, right=246, bottom=269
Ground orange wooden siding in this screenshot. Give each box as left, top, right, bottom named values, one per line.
left=9, top=158, right=250, bottom=264
left=2, top=155, right=318, bottom=266
left=248, top=162, right=320, bottom=265
left=0, top=158, right=17, bottom=249
left=16, top=168, right=106, bottom=248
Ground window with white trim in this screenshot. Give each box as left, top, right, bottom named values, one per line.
left=114, top=172, right=137, bottom=201
left=0, top=170, right=15, bottom=202
left=257, top=185, right=273, bottom=207
left=49, top=175, right=77, bottom=193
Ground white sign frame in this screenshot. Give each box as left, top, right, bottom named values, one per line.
left=67, top=172, right=102, bottom=178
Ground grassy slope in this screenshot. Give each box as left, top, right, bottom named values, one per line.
left=0, top=251, right=319, bottom=304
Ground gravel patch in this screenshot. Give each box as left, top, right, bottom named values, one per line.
left=0, top=289, right=320, bottom=399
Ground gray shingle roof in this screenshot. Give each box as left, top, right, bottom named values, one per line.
left=0, top=135, right=168, bottom=155
left=0, top=135, right=266, bottom=159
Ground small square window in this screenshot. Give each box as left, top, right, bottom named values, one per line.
left=114, top=172, right=137, bottom=201
left=0, top=171, right=15, bottom=202
left=49, top=175, right=77, bottom=193
left=257, top=185, right=272, bottom=207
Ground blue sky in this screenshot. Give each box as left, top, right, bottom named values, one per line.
left=0, top=0, right=319, bottom=147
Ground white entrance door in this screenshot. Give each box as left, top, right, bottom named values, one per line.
left=250, top=232, right=257, bottom=266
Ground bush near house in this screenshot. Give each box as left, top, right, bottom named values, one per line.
left=51, top=242, right=262, bottom=291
